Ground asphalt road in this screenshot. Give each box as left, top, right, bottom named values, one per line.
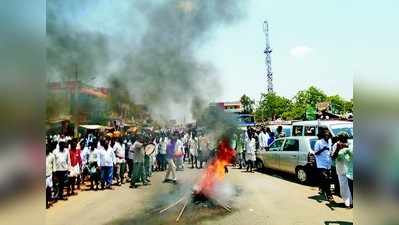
left=46, top=163, right=353, bottom=225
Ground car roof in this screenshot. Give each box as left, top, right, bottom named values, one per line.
left=292, top=120, right=352, bottom=126
left=275, top=136, right=318, bottom=141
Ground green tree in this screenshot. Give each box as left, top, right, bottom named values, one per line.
left=343, top=98, right=353, bottom=113
left=327, top=95, right=346, bottom=114
left=240, top=94, right=255, bottom=114
left=294, top=86, right=327, bottom=108
left=255, top=93, right=292, bottom=121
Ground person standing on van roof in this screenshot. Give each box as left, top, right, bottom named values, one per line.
left=313, top=129, right=334, bottom=202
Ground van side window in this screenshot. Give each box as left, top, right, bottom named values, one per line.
left=292, top=126, right=303, bottom=136
left=283, top=139, right=299, bottom=151
left=304, top=126, right=316, bottom=136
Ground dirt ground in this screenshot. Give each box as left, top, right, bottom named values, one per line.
left=46, top=163, right=353, bottom=225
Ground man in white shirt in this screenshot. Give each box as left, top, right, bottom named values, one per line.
left=99, top=139, right=116, bottom=189
left=258, top=128, right=269, bottom=151
left=112, top=138, right=125, bottom=185
left=80, top=142, right=90, bottom=183
left=52, top=141, right=70, bottom=200
left=46, top=143, right=55, bottom=208
left=313, top=129, right=333, bottom=202
left=175, top=136, right=184, bottom=171
left=159, top=136, right=168, bottom=171
left=88, top=142, right=101, bottom=190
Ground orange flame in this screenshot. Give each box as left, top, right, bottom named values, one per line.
left=195, top=138, right=235, bottom=197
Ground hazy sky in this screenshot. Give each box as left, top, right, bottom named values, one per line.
left=196, top=0, right=399, bottom=102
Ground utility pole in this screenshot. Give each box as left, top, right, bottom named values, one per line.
left=263, top=20, right=273, bottom=93
left=73, top=63, right=80, bottom=137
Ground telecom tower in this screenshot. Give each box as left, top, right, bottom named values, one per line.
left=263, top=20, right=273, bottom=93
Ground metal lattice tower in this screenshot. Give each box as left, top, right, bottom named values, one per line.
left=263, top=20, right=273, bottom=93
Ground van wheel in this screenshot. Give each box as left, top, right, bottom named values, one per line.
left=296, top=167, right=308, bottom=184
left=255, top=159, right=264, bottom=171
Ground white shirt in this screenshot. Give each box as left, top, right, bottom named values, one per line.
left=88, top=149, right=100, bottom=164
left=81, top=146, right=90, bottom=166
left=189, top=137, right=198, bottom=156
left=160, top=138, right=168, bottom=154
left=313, top=139, right=332, bottom=169
left=99, top=146, right=116, bottom=167
left=246, top=138, right=256, bottom=155
left=53, top=148, right=70, bottom=171
left=113, top=142, right=125, bottom=163
left=258, top=132, right=269, bottom=148
left=332, top=143, right=346, bottom=175
left=175, top=139, right=184, bottom=153
left=46, top=153, right=55, bottom=176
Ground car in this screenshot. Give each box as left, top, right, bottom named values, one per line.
left=256, top=136, right=318, bottom=184
left=291, top=120, right=353, bottom=139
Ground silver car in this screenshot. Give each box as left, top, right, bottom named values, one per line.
left=256, top=136, right=318, bottom=183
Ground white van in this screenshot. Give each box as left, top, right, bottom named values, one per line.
left=291, top=120, right=353, bottom=139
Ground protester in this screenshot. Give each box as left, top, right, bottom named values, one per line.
left=53, top=141, right=70, bottom=200
left=46, top=143, right=55, bottom=208
left=99, top=139, right=116, bottom=189
left=113, top=138, right=126, bottom=185
left=258, top=128, right=269, bottom=151
left=164, top=135, right=177, bottom=183
left=175, top=135, right=185, bottom=171
left=80, top=141, right=91, bottom=183
left=267, top=129, right=275, bottom=146
left=337, top=141, right=353, bottom=208
left=245, top=130, right=256, bottom=173
left=159, top=136, right=168, bottom=171
left=313, top=129, right=334, bottom=202
left=331, top=132, right=352, bottom=208
left=189, top=133, right=199, bottom=169
left=130, top=135, right=148, bottom=188
left=198, top=133, right=208, bottom=169
left=68, top=139, right=82, bottom=195
left=234, top=132, right=245, bottom=169
left=126, top=139, right=134, bottom=181
left=88, top=141, right=101, bottom=191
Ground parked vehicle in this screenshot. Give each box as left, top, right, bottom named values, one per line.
left=291, top=120, right=353, bottom=139
left=256, top=136, right=318, bottom=183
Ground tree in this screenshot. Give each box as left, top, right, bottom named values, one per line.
left=240, top=94, right=255, bottom=114
left=343, top=98, right=353, bottom=113
left=294, top=86, right=327, bottom=108
left=255, top=92, right=292, bottom=121
left=327, top=95, right=346, bottom=114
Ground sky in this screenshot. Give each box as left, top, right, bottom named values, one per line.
left=196, top=0, right=399, bottom=103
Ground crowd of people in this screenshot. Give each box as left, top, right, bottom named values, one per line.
left=45, top=128, right=223, bottom=209
left=46, top=124, right=353, bottom=210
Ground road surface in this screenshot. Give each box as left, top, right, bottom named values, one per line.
left=46, top=163, right=353, bottom=225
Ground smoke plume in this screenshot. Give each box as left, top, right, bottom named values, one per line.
left=47, top=0, right=248, bottom=122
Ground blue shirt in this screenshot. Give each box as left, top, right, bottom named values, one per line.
left=314, top=139, right=332, bottom=169
left=166, top=141, right=176, bottom=159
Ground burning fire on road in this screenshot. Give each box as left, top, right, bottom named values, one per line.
left=158, top=138, right=236, bottom=222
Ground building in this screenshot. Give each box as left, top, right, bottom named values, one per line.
left=214, top=101, right=242, bottom=113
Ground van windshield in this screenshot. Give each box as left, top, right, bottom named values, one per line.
left=330, top=124, right=353, bottom=138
